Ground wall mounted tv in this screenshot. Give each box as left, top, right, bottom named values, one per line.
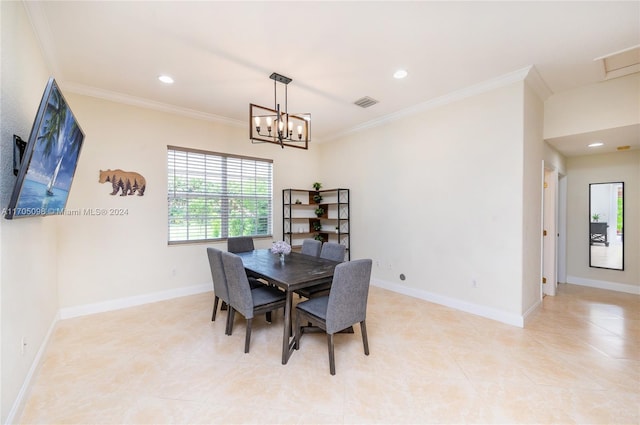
left=5, top=77, right=84, bottom=219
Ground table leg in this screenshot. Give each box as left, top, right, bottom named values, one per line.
left=282, top=290, right=293, bottom=365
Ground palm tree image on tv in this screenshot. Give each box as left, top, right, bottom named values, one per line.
left=14, top=82, right=83, bottom=216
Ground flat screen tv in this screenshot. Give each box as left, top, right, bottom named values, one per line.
left=5, top=77, right=84, bottom=219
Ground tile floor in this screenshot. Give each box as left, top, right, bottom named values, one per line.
left=18, top=283, right=639, bottom=424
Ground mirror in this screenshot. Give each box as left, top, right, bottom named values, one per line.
left=589, top=182, right=624, bottom=270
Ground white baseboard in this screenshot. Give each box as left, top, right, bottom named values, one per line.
left=5, top=312, right=59, bottom=425
left=522, top=299, right=542, bottom=326
left=566, top=275, right=640, bottom=295
left=59, top=283, right=212, bottom=320
left=371, top=278, right=525, bottom=328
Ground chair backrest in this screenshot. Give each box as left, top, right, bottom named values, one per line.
left=301, top=239, right=322, bottom=257
left=326, top=259, right=372, bottom=334
left=207, top=247, right=229, bottom=304
left=227, top=237, right=255, bottom=253
left=221, top=251, right=254, bottom=318
left=320, top=242, right=346, bottom=262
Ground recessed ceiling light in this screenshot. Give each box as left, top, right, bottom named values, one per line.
left=158, top=75, right=174, bottom=84
left=393, top=69, right=408, bottom=79
left=588, top=142, right=604, bottom=148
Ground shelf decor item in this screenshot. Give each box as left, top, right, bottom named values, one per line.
left=312, top=182, right=322, bottom=190
left=271, top=240, right=292, bottom=262
left=315, top=207, right=324, bottom=217
left=313, top=194, right=323, bottom=203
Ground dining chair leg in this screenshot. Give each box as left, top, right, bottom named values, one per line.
left=294, top=311, right=301, bottom=350
left=212, top=296, right=219, bottom=321
left=328, top=333, right=336, bottom=375
left=361, top=320, right=369, bottom=355
left=227, top=308, right=235, bottom=335
left=244, top=318, right=253, bottom=353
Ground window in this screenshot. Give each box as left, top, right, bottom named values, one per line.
left=167, top=146, right=273, bottom=244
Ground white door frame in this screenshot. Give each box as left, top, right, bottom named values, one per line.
left=542, top=163, right=558, bottom=296
left=557, top=174, right=567, bottom=284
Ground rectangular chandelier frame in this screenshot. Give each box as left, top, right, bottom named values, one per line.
left=249, top=72, right=310, bottom=150
left=249, top=104, right=310, bottom=150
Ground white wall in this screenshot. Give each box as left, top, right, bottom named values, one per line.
left=57, top=93, right=320, bottom=310
left=566, top=151, right=640, bottom=292
left=521, top=80, right=545, bottom=314
left=0, top=2, right=59, bottom=422
left=319, top=80, right=530, bottom=321
left=544, top=73, right=640, bottom=139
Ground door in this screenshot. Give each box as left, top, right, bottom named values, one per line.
left=542, top=167, right=558, bottom=296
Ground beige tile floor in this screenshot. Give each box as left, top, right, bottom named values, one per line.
left=18, top=283, right=639, bottom=424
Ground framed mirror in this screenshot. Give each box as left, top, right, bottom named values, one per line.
left=589, top=182, right=624, bottom=270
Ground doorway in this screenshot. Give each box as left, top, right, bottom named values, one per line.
left=541, top=163, right=568, bottom=298
left=542, top=167, right=558, bottom=296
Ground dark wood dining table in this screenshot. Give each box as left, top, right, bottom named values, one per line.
left=234, top=249, right=340, bottom=364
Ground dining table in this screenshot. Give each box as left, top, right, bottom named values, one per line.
left=234, top=249, right=340, bottom=364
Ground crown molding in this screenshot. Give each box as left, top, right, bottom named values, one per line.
left=61, top=82, right=246, bottom=128
left=524, top=65, right=553, bottom=101
left=24, top=1, right=60, bottom=76
left=324, top=66, right=541, bottom=143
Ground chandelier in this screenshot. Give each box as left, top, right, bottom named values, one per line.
left=250, top=72, right=311, bottom=149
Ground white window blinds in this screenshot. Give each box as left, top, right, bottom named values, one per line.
left=167, top=146, right=273, bottom=244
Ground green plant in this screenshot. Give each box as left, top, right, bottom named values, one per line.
left=315, top=207, right=324, bottom=217
left=312, top=182, right=322, bottom=190
left=312, top=221, right=322, bottom=231
left=313, top=194, right=323, bottom=203
left=314, top=234, right=324, bottom=242
left=592, top=213, right=600, bottom=222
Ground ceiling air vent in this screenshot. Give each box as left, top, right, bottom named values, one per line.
left=354, top=96, right=379, bottom=108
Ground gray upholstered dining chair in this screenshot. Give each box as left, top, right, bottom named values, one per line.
left=206, top=247, right=234, bottom=334
left=227, top=236, right=268, bottom=289
left=294, top=259, right=372, bottom=375
left=300, top=239, right=322, bottom=257
left=221, top=251, right=287, bottom=353
left=295, top=242, right=346, bottom=299
left=227, top=236, right=255, bottom=253
left=320, top=241, right=346, bottom=262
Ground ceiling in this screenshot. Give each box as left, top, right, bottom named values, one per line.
left=25, top=1, right=639, bottom=156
